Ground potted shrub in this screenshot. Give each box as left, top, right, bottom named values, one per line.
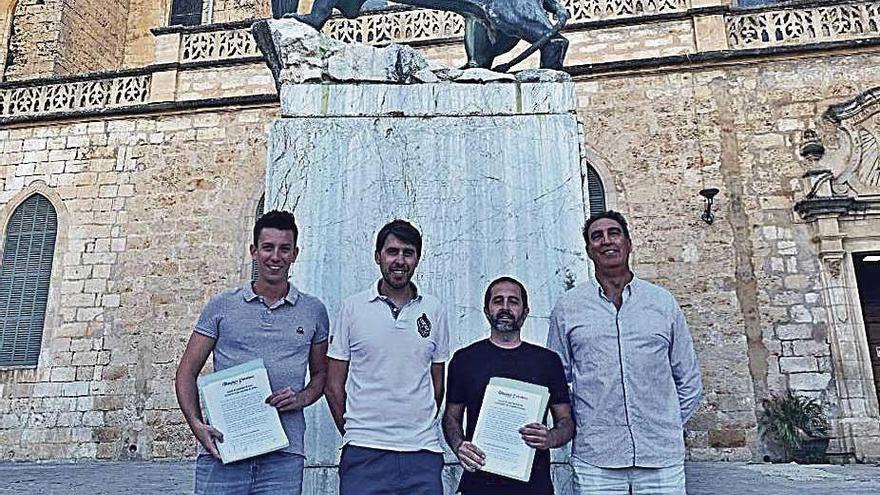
left=758, top=391, right=831, bottom=463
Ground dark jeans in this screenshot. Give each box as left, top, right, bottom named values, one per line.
left=338, top=445, right=444, bottom=495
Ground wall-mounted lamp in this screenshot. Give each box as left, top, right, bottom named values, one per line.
left=699, top=188, right=719, bottom=224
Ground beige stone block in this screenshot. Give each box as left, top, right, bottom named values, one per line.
left=62, top=382, right=90, bottom=397
left=778, top=356, right=817, bottom=373
left=64, top=266, right=93, bottom=281
left=71, top=352, right=98, bottom=366
left=33, top=382, right=64, bottom=397
left=92, top=265, right=112, bottom=279
left=70, top=339, right=93, bottom=352
left=22, top=150, right=49, bottom=163
left=149, top=70, right=178, bottom=103
left=789, top=372, right=831, bottom=391
left=50, top=367, right=77, bottom=382
left=75, top=366, right=95, bottom=381
left=66, top=135, right=90, bottom=148
left=65, top=293, right=97, bottom=308
left=76, top=307, right=104, bottom=323
left=694, top=15, right=730, bottom=52
left=82, top=411, right=104, bottom=427
left=23, top=138, right=47, bottom=151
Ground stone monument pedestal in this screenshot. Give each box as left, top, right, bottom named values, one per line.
left=255, top=19, right=587, bottom=494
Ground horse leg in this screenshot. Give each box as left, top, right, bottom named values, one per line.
left=539, top=35, right=568, bottom=69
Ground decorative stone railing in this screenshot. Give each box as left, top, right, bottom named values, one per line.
left=323, top=8, right=465, bottom=45
left=323, top=0, right=690, bottom=45
left=564, top=0, right=689, bottom=22
left=181, top=26, right=262, bottom=62
left=0, top=74, right=151, bottom=118
left=727, top=0, right=880, bottom=49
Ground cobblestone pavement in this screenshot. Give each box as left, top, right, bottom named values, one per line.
left=1, top=461, right=878, bottom=494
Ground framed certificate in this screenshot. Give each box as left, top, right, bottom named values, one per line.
left=471, top=377, right=550, bottom=481
left=197, top=359, right=289, bottom=464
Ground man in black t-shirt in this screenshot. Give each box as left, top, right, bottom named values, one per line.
left=442, top=277, right=574, bottom=495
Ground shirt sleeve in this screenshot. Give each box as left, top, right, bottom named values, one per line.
left=327, top=299, right=351, bottom=361
left=547, top=351, right=571, bottom=405
left=312, top=300, right=330, bottom=345
left=669, top=300, right=703, bottom=423
left=194, top=294, right=223, bottom=340
left=445, top=351, right=466, bottom=404
left=546, top=306, right=572, bottom=383
left=432, top=303, right=450, bottom=363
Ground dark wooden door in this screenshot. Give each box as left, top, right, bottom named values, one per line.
left=854, top=253, right=880, bottom=402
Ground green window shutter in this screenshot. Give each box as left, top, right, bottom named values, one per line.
left=0, top=194, right=58, bottom=367
left=587, top=165, right=606, bottom=215
left=169, top=0, right=203, bottom=26
left=251, top=195, right=265, bottom=282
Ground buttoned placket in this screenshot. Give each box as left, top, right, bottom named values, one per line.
left=599, top=282, right=637, bottom=465
left=379, top=295, right=420, bottom=321
left=258, top=296, right=287, bottom=330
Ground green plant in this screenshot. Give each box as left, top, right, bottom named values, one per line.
left=758, top=391, right=830, bottom=457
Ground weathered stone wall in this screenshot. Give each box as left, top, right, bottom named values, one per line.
left=0, top=106, right=276, bottom=460
left=56, top=0, right=130, bottom=76
left=3, top=0, right=129, bottom=81
left=3, top=0, right=65, bottom=81
left=212, top=0, right=270, bottom=23
left=122, top=0, right=168, bottom=69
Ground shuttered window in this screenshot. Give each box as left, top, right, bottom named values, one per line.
left=587, top=165, right=606, bottom=215
left=169, top=0, right=203, bottom=26
left=0, top=194, right=57, bottom=367
left=251, top=194, right=265, bottom=281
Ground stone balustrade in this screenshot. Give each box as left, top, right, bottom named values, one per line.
left=727, top=0, right=880, bottom=49
left=0, top=74, right=151, bottom=119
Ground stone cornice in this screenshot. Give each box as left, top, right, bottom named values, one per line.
left=794, top=197, right=858, bottom=221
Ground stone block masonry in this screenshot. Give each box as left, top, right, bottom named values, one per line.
left=0, top=106, right=277, bottom=460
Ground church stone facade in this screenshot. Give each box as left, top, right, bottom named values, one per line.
left=1, top=0, right=879, bottom=475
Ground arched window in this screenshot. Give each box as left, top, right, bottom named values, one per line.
left=0, top=194, right=57, bottom=367
left=586, top=164, right=606, bottom=215
left=271, top=0, right=299, bottom=18
left=251, top=194, right=265, bottom=281
left=170, top=0, right=204, bottom=26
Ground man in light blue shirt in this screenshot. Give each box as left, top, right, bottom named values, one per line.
left=548, top=210, right=702, bottom=495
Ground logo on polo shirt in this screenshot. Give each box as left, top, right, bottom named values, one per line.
left=296, top=326, right=304, bottom=335
left=417, top=313, right=431, bottom=338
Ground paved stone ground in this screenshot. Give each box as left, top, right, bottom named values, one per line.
left=0, top=461, right=878, bottom=494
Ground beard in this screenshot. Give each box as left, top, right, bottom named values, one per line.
left=489, top=310, right=522, bottom=333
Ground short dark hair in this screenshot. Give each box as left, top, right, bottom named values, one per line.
left=375, top=220, right=422, bottom=257
left=583, top=210, right=630, bottom=243
left=253, top=210, right=298, bottom=246
left=483, top=276, right=529, bottom=310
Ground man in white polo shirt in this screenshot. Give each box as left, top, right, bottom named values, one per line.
left=325, top=219, right=449, bottom=495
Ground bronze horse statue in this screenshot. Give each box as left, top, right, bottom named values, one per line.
left=286, top=0, right=570, bottom=71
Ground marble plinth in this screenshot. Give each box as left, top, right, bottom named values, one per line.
left=267, top=81, right=588, bottom=473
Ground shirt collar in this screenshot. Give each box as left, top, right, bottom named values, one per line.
left=590, top=271, right=639, bottom=301
left=242, top=281, right=300, bottom=306
left=368, top=279, right=421, bottom=303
